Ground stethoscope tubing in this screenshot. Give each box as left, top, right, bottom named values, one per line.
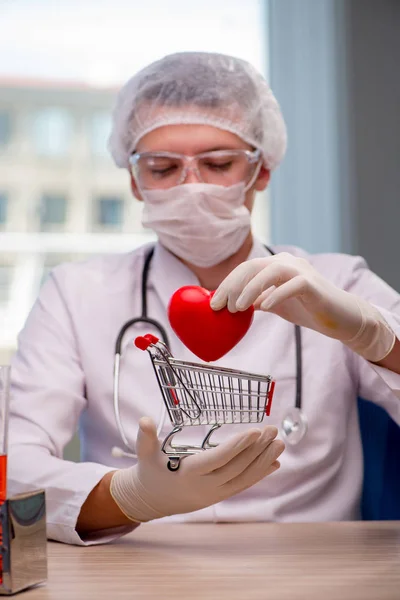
left=113, top=244, right=304, bottom=455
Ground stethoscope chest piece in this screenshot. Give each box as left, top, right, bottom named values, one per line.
left=280, top=407, right=307, bottom=445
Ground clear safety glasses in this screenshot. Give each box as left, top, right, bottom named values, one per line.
left=129, top=148, right=262, bottom=190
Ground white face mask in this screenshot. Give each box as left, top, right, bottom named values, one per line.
left=141, top=182, right=251, bottom=268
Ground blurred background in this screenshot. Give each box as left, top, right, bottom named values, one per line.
left=0, top=0, right=399, bottom=370
left=0, top=0, right=269, bottom=363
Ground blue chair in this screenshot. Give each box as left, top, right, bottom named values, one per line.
left=358, top=397, right=400, bottom=520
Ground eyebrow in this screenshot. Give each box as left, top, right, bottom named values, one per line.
left=135, top=146, right=251, bottom=156
left=200, top=146, right=245, bottom=152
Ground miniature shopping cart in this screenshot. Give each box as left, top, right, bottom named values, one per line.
left=135, top=334, right=275, bottom=471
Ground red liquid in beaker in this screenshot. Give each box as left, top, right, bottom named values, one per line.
left=0, top=454, right=6, bottom=503
left=0, top=454, right=7, bottom=584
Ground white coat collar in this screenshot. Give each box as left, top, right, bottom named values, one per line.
left=149, top=238, right=271, bottom=311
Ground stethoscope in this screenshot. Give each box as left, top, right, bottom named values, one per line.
left=111, top=245, right=307, bottom=460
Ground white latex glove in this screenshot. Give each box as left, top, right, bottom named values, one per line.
left=110, top=417, right=284, bottom=523
left=210, top=253, right=395, bottom=363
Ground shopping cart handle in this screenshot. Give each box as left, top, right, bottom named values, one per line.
left=265, top=380, right=276, bottom=416
left=135, top=334, right=159, bottom=351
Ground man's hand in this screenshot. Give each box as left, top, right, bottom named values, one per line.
left=110, top=417, right=284, bottom=523
left=211, top=252, right=395, bottom=363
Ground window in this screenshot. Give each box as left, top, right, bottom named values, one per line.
left=0, top=265, right=13, bottom=305
left=39, top=194, right=67, bottom=230
left=0, top=112, right=11, bottom=147
left=90, top=111, right=112, bottom=157
left=0, top=0, right=268, bottom=361
left=33, top=108, right=73, bottom=156
left=0, top=193, right=8, bottom=224
left=94, top=196, right=124, bottom=229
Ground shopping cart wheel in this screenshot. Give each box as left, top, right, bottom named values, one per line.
left=167, top=457, right=181, bottom=471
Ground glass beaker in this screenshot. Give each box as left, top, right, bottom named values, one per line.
left=0, top=366, right=10, bottom=503
left=0, top=365, right=10, bottom=585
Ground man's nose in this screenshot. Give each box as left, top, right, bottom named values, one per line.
left=182, top=166, right=201, bottom=184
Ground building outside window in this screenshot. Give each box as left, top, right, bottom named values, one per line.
left=94, top=196, right=124, bottom=230
left=0, top=264, right=13, bottom=306
left=90, top=111, right=112, bottom=158
left=39, top=193, right=67, bottom=231
left=0, top=193, right=8, bottom=224
left=32, top=108, right=73, bottom=156
left=0, top=112, right=11, bottom=147
left=0, top=0, right=267, bottom=365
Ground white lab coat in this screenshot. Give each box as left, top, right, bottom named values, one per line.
left=8, top=240, right=400, bottom=545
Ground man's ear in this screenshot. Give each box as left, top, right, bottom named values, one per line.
left=254, top=166, right=271, bottom=191
left=130, top=172, right=143, bottom=201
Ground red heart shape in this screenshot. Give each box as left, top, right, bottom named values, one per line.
left=168, top=286, right=254, bottom=362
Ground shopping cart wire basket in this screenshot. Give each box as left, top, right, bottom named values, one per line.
left=135, top=333, right=276, bottom=471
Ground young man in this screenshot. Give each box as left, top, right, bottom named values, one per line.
left=8, top=52, right=400, bottom=545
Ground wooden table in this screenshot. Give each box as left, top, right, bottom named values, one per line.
left=25, top=522, right=400, bottom=599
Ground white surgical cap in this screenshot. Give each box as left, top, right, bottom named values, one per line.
left=108, top=51, right=287, bottom=171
